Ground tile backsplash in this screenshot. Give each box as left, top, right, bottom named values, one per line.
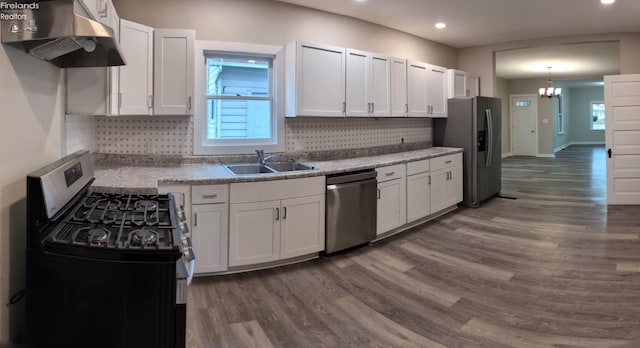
left=65, top=114, right=96, bottom=154
left=86, top=116, right=431, bottom=155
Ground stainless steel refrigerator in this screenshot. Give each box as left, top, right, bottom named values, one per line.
left=433, top=96, right=501, bottom=208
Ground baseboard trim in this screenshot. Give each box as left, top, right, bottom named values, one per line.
left=501, top=152, right=513, bottom=158
left=554, top=143, right=572, bottom=153
left=554, top=141, right=605, bottom=153
left=536, top=153, right=555, bottom=158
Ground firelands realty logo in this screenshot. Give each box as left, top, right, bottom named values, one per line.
left=1, top=2, right=39, bottom=34
left=1, top=2, right=39, bottom=21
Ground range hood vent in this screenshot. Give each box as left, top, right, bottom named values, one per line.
left=1, top=0, right=125, bottom=68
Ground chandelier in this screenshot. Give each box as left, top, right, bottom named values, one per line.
left=539, top=66, right=561, bottom=98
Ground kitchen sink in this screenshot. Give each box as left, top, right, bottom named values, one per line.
left=223, top=161, right=315, bottom=175
left=265, top=161, right=315, bottom=172
left=224, top=164, right=275, bottom=175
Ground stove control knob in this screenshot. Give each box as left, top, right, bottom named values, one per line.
left=181, top=236, right=192, bottom=248
left=179, top=221, right=189, bottom=234
left=183, top=247, right=195, bottom=261
left=176, top=208, right=187, bottom=222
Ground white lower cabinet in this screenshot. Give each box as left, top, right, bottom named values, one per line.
left=280, top=195, right=325, bottom=259
left=190, top=184, right=229, bottom=274
left=229, top=177, right=325, bottom=267
left=192, top=203, right=228, bottom=273
left=406, top=163, right=431, bottom=222
left=229, top=200, right=280, bottom=267
left=430, top=154, right=463, bottom=213
left=376, top=164, right=407, bottom=235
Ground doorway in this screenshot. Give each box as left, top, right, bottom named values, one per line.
left=510, top=94, right=538, bottom=156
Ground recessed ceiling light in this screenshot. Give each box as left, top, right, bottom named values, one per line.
left=601, top=0, right=615, bottom=4
left=355, top=0, right=367, bottom=3
left=435, top=22, right=446, bottom=29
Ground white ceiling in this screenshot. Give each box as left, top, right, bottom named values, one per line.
left=275, top=0, right=639, bottom=80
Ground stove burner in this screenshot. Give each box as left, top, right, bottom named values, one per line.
left=130, top=229, right=158, bottom=247
left=134, top=200, right=158, bottom=210
left=88, top=229, right=109, bottom=245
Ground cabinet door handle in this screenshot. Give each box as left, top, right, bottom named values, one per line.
left=283, top=206, right=287, bottom=219
left=385, top=172, right=395, bottom=176
left=202, top=193, right=218, bottom=199
left=193, top=212, right=198, bottom=226
left=187, top=96, right=192, bottom=111
left=377, top=188, right=381, bottom=199
left=371, top=102, right=375, bottom=113
left=118, top=93, right=122, bottom=108
left=97, top=0, right=107, bottom=17
left=275, top=207, right=280, bottom=221
left=405, top=104, right=409, bottom=114
left=428, top=175, right=431, bottom=185
left=148, top=95, right=153, bottom=108
left=445, top=160, right=452, bottom=164
left=342, top=101, right=346, bottom=113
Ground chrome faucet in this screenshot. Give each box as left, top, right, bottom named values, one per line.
left=255, top=149, right=277, bottom=165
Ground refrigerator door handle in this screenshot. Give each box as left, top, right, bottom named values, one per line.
left=485, top=109, right=493, bottom=168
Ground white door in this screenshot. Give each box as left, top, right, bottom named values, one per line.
left=280, top=194, right=325, bottom=259
left=605, top=74, right=640, bottom=204
left=153, top=29, right=195, bottom=115
left=511, top=95, right=538, bottom=156
left=345, top=49, right=369, bottom=116
left=377, top=178, right=407, bottom=235
left=295, top=42, right=346, bottom=117
left=426, top=64, right=448, bottom=117
left=370, top=54, right=391, bottom=117
left=390, top=58, right=407, bottom=116
left=406, top=172, right=430, bottom=222
left=192, top=204, right=228, bottom=273
left=407, top=60, right=428, bottom=117
left=229, top=200, right=280, bottom=266
left=119, top=19, right=153, bottom=115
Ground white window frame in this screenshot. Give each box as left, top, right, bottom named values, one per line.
left=557, top=98, right=565, bottom=135
left=194, top=41, right=285, bottom=155
left=590, top=100, right=605, bottom=131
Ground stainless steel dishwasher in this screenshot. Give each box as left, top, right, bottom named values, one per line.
left=325, top=169, right=377, bottom=254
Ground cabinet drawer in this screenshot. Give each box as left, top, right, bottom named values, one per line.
left=430, top=153, right=462, bottom=172
left=192, top=184, right=229, bottom=204
left=376, top=163, right=406, bottom=182
left=407, top=159, right=430, bottom=176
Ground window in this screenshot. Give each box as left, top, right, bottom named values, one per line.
left=558, top=113, right=565, bottom=135
left=194, top=41, right=284, bottom=155
left=591, top=101, right=605, bottom=130
left=205, top=55, right=272, bottom=140
left=557, top=98, right=564, bottom=135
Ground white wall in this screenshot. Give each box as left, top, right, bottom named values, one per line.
left=459, top=33, right=640, bottom=98
left=0, top=44, right=65, bottom=341
left=568, top=87, right=605, bottom=144
left=112, top=0, right=457, bottom=67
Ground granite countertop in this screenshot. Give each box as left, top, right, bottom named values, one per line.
left=92, top=147, right=463, bottom=194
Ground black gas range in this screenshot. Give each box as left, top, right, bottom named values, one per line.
left=25, top=150, right=194, bottom=348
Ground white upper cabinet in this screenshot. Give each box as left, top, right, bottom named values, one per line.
left=286, top=41, right=346, bottom=117
left=427, top=64, right=448, bottom=118
left=407, top=60, right=428, bottom=117
left=345, top=49, right=391, bottom=117
left=345, top=49, right=370, bottom=116
left=447, top=69, right=480, bottom=99
left=390, top=58, right=408, bottom=117
left=369, top=53, right=391, bottom=117
left=119, top=19, right=154, bottom=115
left=153, top=29, right=195, bottom=115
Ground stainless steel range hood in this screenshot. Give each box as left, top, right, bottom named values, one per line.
left=1, top=0, right=125, bottom=68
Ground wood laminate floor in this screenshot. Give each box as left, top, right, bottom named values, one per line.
left=187, top=145, right=640, bottom=348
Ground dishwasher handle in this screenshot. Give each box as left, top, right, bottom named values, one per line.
left=326, top=170, right=377, bottom=185
left=327, top=177, right=377, bottom=192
